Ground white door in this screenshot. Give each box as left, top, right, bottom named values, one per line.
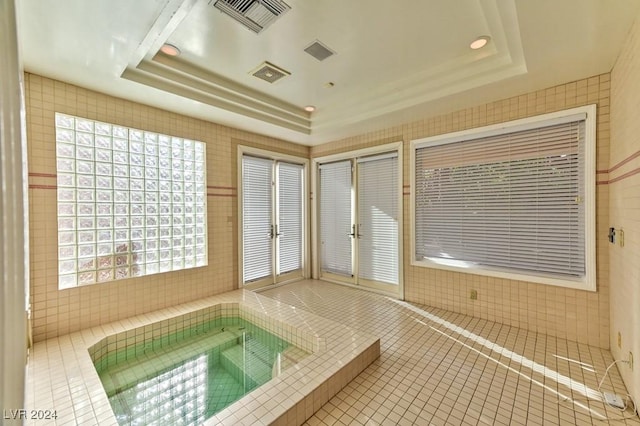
left=242, top=155, right=305, bottom=288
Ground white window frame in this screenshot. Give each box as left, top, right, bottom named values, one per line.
left=237, top=145, right=310, bottom=289
left=410, top=105, right=596, bottom=291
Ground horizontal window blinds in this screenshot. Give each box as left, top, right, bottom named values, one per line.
left=242, top=155, right=273, bottom=282
left=415, top=120, right=585, bottom=278
left=358, top=153, right=399, bottom=285
left=319, top=160, right=353, bottom=276
left=277, top=162, right=303, bottom=275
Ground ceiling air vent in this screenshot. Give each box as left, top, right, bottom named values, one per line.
left=211, top=0, right=291, bottom=34
left=251, top=61, right=290, bottom=84
left=304, top=40, right=336, bottom=61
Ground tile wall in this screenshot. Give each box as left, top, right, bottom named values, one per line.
left=25, top=73, right=309, bottom=342
left=311, top=74, right=612, bottom=348
left=610, top=7, right=640, bottom=406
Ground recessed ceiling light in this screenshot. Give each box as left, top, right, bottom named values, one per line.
left=160, top=43, right=181, bottom=56
left=470, top=36, right=491, bottom=50
left=304, top=105, right=316, bottom=112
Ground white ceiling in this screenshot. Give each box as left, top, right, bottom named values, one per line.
left=17, top=0, right=640, bottom=146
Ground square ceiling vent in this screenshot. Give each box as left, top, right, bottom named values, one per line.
left=251, top=61, right=291, bottom=84
left=211, top=0, right=291, bottom=33
left=304, top=40, right=336, bottom=61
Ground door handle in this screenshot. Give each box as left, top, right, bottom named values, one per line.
left=349, top=224, right=356, bottom=238
left=274, top=224, right=281, bottom=237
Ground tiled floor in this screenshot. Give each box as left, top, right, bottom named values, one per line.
left=261, top=280, right=640, bottom=426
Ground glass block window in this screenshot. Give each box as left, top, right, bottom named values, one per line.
left=55, top=113, right=208, bottom=289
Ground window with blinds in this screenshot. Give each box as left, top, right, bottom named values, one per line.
left=411, top=106, right=595, bottom=290
left=277, top=162, right=304, bottom=275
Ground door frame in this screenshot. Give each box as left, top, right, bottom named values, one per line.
left=311, top=142, right=404, bottom=299
left=237, top=145, right=310, bottom=289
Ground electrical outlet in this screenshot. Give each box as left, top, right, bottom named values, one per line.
left=629, top=352, right=634, bottom=371
left=470, top=289, right=478, bottom=300
left=617, top=332, right=622, bottom=348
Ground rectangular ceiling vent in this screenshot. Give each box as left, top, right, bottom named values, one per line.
left=304, top=40, right=336, bottom=61
left=251, top=61, right=290, bottom=84
left=212, top=0, right=291, bottom=34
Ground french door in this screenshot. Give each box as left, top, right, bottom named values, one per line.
left=241, top=152, right=306, bottom=289
left=317, top=148, right=401, bottom=296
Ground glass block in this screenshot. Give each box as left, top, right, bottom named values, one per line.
left=159, top=134, right=170, bottom=145
left=195, top=183, right=205, bottom=193
left=196, top=246, right=206, bottom=256
left=172, top=258, right=184, bottom=270
left=145, top=167, right=158, bottom=179
left=78, top=230, right=95, bottom=244
left=172, top=159, right=183, bottom=171
left=57, top=174, right=74, bottom=187
left=57, top=158, right=75, bottom=173
left=130, top=179, right=143, bottom=191
left=185, top=247, right=194, bottom=258
left=196, top=216, right=204, bottom=225
left=160, top=216, right=171, bottom=227
left=184, top=182, right=194, bottom=193
left=77, top=174, right=95, bottom=188
left=196, top=226, right=205, bottom=235
left=144, top=132, right=157, bottom=144
left=113, top=164, right=128, bottom=177
left=159, top=193, right=171, bottom=203
left=172, top=193, right=183, bottom=204
left=146, top=216, right=158, bottom=227
left=146, top=228, right=158, bottom=239
left=185, top=226, right=195, bottom=236
left=78, top=258, right=96, bottom=272
left=160, top=246, right=171, bottom=257
left=113, top=151, right=128, bottom=164
left=113, top=126, right=128, bottom=139
left=96, top=149, right=112, bottom=163
left=173, top=205, right=183, bottom=215
left=77, top=190, right=94, bottom=202
left=114, top=190, right=128, bottom=203
left=196, top=206, right=204, bottom=214
left=145, top=180, right=158, bottom=191
left=184, top=172, right=194, bottom=182
left=131, top=241, right=144, bottom=252
left=96, top=162, right=112, bottom=176
left=59, top=260, right=76, bottom=274
left=131, top=229, right=144, bottom=240
left=159, top=180, right=171, bottom=192
left=115, top=229, right=129, bottom=241
left=58, top=217, right=75, bottom=231
left=196, top=256, right=206, bottom=267
left=114, top=204, right=129, bottom=215
left=185, top=258, right=194, bottom=268
left=98, top=269, right=114, bottom=283
left=57, top=143, right=75, bottom=158
left=194, top=160, right=205, bottom=173
left=96, top=176, right=112, bottom=189
left=76, top=132, right=94, bottom=146
left=132, top=253, right=144, bottom=264
left=97, top=204, right=112, bottom=215
left=58, top=188, right=76, bottom=202
left=195, top=173, right=205, bottom=184
left=115, top=255, right=129, bottom=267
left=59, top=246, right=76, bottom=260
left=78, top=217, right=95, bottom=230
left=58, top=203, right=76, bottom=216
left=130, top=166, right=143, bottom=178
left=131, top=216, right=144, bottom=227
left=130, top=153, right=143, bottom=166
left=146, top=251, right=158, bottom=263
left=159, top=261, right=171, bottom=272
left=78, top=271, right=96, bottom=285
left=95, top=122, right=111, bottom=135
left=173, top=227, right=183, bottom=237
left=131, top=204, right=143, bottom=215
left=173, top=238, right=183, bottom=248
left=114, top=177, right=128, bottom=190
left=131, top=265, right=144, bottom=277
left=97, top=190, right=113, bottom=203
left=185, top=237, right=194, bottom=247
left=146, top=240, right=158, bottom=251
left=76, top=160, right=94, bottom=175
left=97, top=243, right=113, bottom=256
left=172, top=216, right=183, bottom=226
left=98, top=255, right=113, bottom=269
left=77, top=203, right=95, bottom=216
left=95, top=135, right=111, bottom=149
left=97, top=217, right=112, bottom=229
left=58, top=231, right=76, bottom=245
left=55, top=113, right=74, bottom=129
left=76, top=118, right=94, bottom=133
left=184, top=161, right=194, bottom=173
left=172, top=181, right=183, bottom=192
left=115, top=242, right=129, bottom=253
left=56, top=128, right=74, bottom=143
left=97, top=230, right=113, bottom=242
left=59, top=274, right=77, bottom=289
left=146, top=263, right=159, bottom=274
left=196, top=236, right=205, bottom=246
left=184, top=215, right=194, bottom=225
left=115, top=268, right=129, bottom=280
left=77, top=146, right=94, bottom=161
left=130, top=129, right=143, bottom=142
left=78, top=244, right=95, bottom=258
left=114, top=216, right=128, bottom=228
